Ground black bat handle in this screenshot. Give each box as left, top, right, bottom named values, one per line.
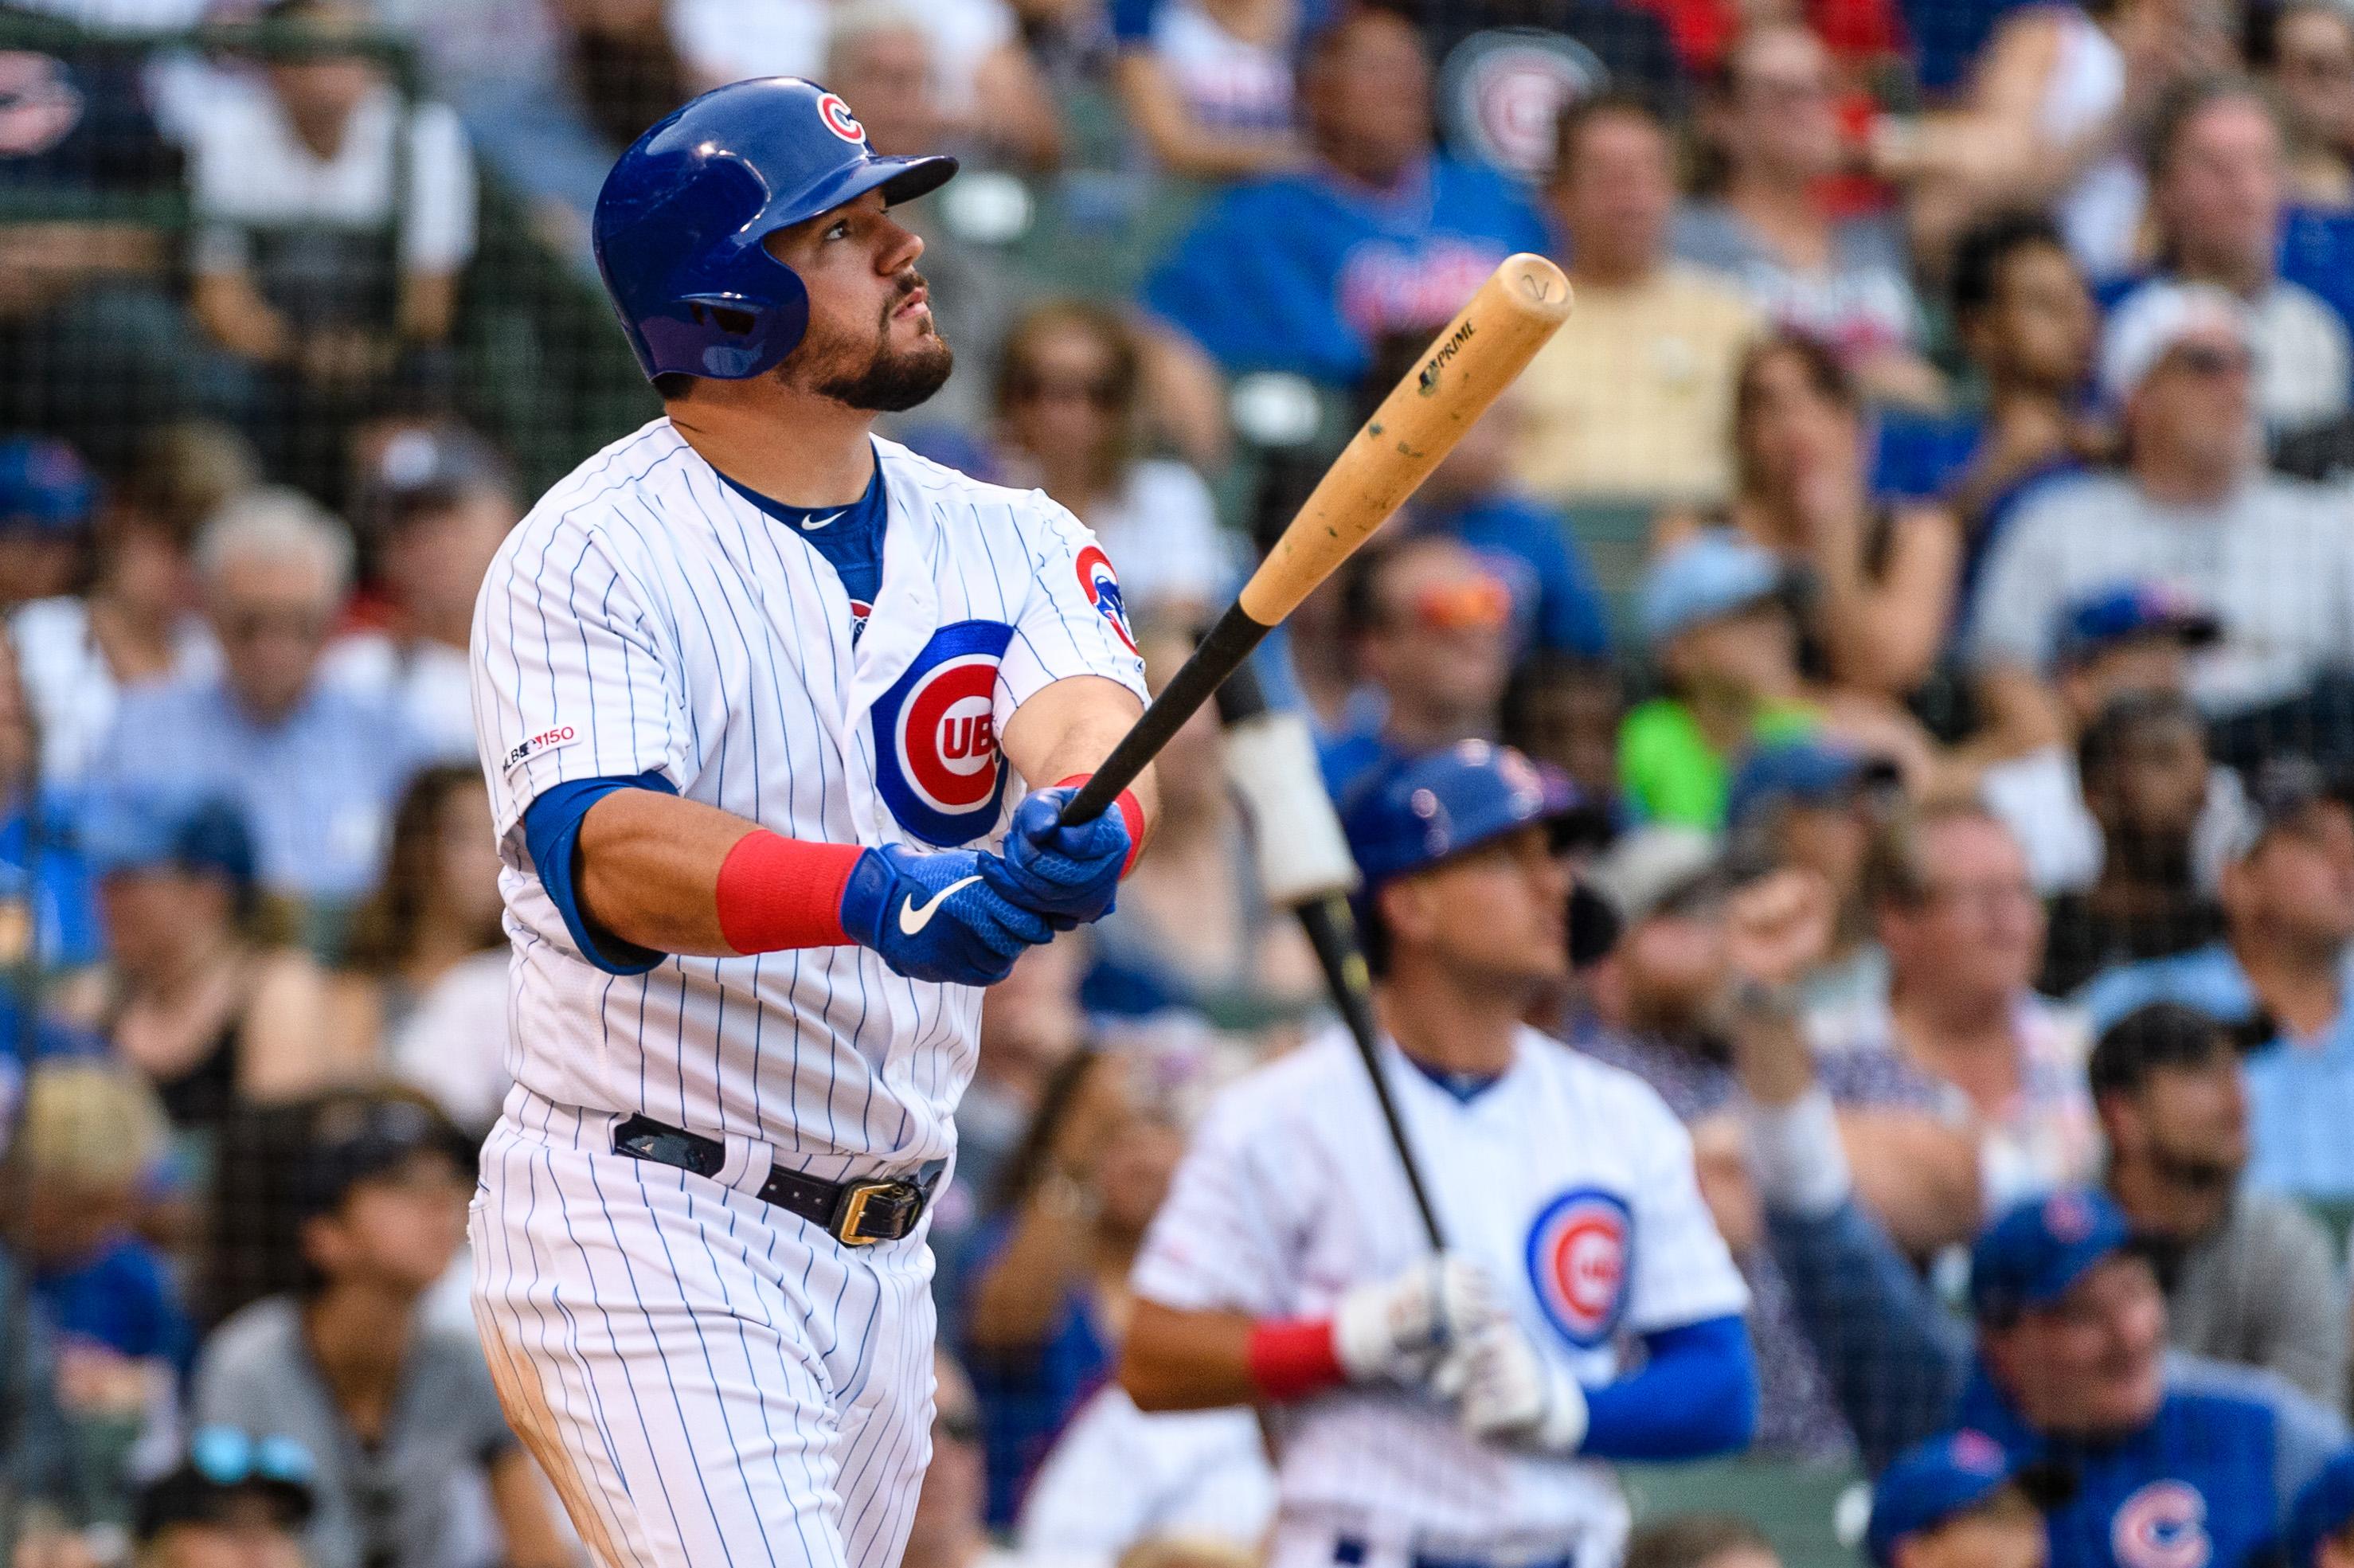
left=1058, top=601, right=1272, bottom=825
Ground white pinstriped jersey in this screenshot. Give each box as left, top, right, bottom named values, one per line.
left=470, top=418, right=1147, bottom=1171
left=1132, top=1026, right=1750, bottom=1562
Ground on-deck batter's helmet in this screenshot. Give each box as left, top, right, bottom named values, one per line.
left=592, top=77, right=958, bottom=383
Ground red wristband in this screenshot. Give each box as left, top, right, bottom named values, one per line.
left=1056, top=775, right=1148, bottom=875
left=714, top=831, right=864, bottom=954
left=1245, top=1318, right=1346, bottom=1402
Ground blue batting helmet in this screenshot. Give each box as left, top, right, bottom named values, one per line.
left=592, top=77, right=958, bottom=383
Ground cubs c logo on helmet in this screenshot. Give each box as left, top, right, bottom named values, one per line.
left=817, top=92, right=867, bottom=145
left=872, top=620, right=1015, bottom=846
left=1525, top=1189, right=1633, bottom=1348
left=2112, top=1482, right=2210, bottom=1568
left=1075, top=545, right=1138, bottom=655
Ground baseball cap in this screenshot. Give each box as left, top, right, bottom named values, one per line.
left=295, top=1093, right=474, bottom=1221
left=0, top=435, right=96, bottom=535
left=1581, top=825, right=1724, bottom=926
left=2048, top=581, right=2222, bottom=671
left=81, top=792, right=257, bottom=888
left=354, top=423, right=510, bottom=538
left=2286, top=1449, right=2354, bottom=1568
left=2098, top=281, right=2252, bottom=404
left=1340, top=740, right=1582, bottom=889
left=1724, top=737, right=1902, bottom=831
left=1867, top=1429, right=2074, bottom=1567
left=1638, top=530, right=1785, bottom=648
left=2222, top=754, right=2340, bottom=863
left=136, top=1426, right=316, bottom=1543
left=1968, top=1186, right=2133, bottom=1322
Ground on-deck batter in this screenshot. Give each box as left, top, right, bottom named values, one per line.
left=1121, top=743, right=1757, bottom=1568
left=466, top=77, right=1153, bottom=1568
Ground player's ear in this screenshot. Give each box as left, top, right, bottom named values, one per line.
left=1376, top=877, right=1437, bottom=951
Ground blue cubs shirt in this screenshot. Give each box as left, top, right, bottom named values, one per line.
left=1957, top=1359, right=2344, bottom=1568
left=1142, top=154, right=1550, bottom=388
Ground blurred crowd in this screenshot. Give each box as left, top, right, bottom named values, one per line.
left=17, top=0, right=2354, bottom=1561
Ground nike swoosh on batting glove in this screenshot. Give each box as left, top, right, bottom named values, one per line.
left=839, top=843, right=1057, bottom=986
left=978, top=784, right=1132, bottom=925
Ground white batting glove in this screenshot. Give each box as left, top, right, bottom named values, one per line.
left=1433, top=1320, right=1590, bottom=1454
left=1331, top=1255, right=1501, bottom=1382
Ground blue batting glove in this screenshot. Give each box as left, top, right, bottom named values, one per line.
left=979, top=784, right=1130, bottom=925
left=839, top=843, right=1057, bottom=986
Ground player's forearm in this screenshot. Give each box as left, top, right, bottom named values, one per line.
left=1119, top=1301, right=1261, bottom=1411
left=1000, top=675, right=1159, bottom=843
left=574, top=788, right=847, bottom=956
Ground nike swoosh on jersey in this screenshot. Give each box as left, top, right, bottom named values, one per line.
left=801, top=510, right=846, bottom=532
left=897, top=876, right=981, bottom=935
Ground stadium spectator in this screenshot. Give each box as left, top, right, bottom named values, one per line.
left=671, top=0, right=1061, bottom=166
left=0, top=633, right=104, bottom=980
left=1723, top=737, right=1902, bottom=1010
left=0, top=436, right=92, bottom=614
left=1109, top=0, right=1303, bottom=178
left=2082, top=759, right=2354, bottom=1198
left=1676, top=24, right=1940, bottom=407
left=990, top=304, right=1231, bottom=628
left=1809, top=804, right=2098, bottom=1218
left=94, top=489, right=420, bottom=915
left=72, top=796, right=350, bottom=1140
left=1320, top=533, right=1517, bottom=799
left=1513, top=94, right=1762, bottom=510
left=1084, top=630, right=1318, bottom=1025
left=828, top=4, right=1026, bottom=440
left=2261, top=1, right=2354, bottom=211
left=1502, top=652, right=1627, bottom=811
left=1359, top=334, right=1612, bottom=660
left=1623, top=1514, right=1785, bottom=1568
left=337, top=766, right=510, bottom=1134
left=1140, top=6, right=1547, bottom=392
left=182, top=0, right=480, bottom=495
left=193, top=1090, right=566, bottom=1568
left=1719, top=334, right=1961, bottom=704
left=133, top=1430, right=319, bottom=1568
left=2116, top=77, right=2353, bottom=438
left=2089, top=1003, right=2348, bottom=1407
left=961, top=1049, right=1190, bottom=1525
left=13, top=421, right=252, bottom=790
left=1735, top=1016, right=2348, bottom=1529
left=1571, top=830, right=1862, bottom=1455
left=1864, top=1432, right=2063, bottom=1568
left=1871, top=213, right=2098, bottom=622
left=554, top=0, right=690, bottom=154
left=324, top=424, right=516, bottom=764
left=2289, top=1452, right=2354, bottom=1568
left=1969, top=283, right=2354, bottom=728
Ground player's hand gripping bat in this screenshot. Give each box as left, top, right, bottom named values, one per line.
left=1054, top=253, right=1574, bottom=829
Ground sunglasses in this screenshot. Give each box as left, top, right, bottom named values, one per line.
left=1406, top=573, right=1514, bottom=633
left=2169, top=344, right=2252, bottom=379
left=1007, top=373, right=1121, bottom=409
left=189, top=1426, right=316, bottom=1488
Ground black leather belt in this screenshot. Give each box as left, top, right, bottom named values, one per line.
left=1335, top=1541, right=1574, bottom=1568
left=611, top=1114, right=940, bottom=1246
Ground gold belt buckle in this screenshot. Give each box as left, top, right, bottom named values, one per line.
left=831, top=1179, right=917, bottom=1246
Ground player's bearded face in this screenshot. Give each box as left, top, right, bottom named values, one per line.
left=785, top=268, right=953, bottom=412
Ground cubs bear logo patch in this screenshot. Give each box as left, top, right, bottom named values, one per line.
left=2112, top=1482, right=2210, bottom=1568
left=1075, top=545, right=1138, bottom=655
left=1525, top=1189, right=1632, bottom=1348
left=872, top=620, right=1014, bottom=846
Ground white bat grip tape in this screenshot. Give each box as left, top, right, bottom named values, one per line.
left=1222, top=710, right=1362, bottom=906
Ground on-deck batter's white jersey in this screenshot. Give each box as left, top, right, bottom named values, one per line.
left=1132, top=1025, right=1750, bottom=1561
left=470, top=419, right=1147, bottom=1172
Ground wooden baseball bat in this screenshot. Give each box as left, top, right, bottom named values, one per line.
left=1058, top=252, right=1573, bottom=827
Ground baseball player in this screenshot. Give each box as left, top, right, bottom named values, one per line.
left=1121, top=741, right=1758, bottom=1568
left=464, top=78, right=1154, bottom=1568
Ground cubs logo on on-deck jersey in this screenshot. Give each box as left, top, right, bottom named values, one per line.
left=1076, top=544, right=1139, bottom=655
left=2111, top=1481, right=2212, bottom=1568
left=872, top=620, right=1014, bottom=847
left=1526, top=1188, right=1633, bottom=1348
